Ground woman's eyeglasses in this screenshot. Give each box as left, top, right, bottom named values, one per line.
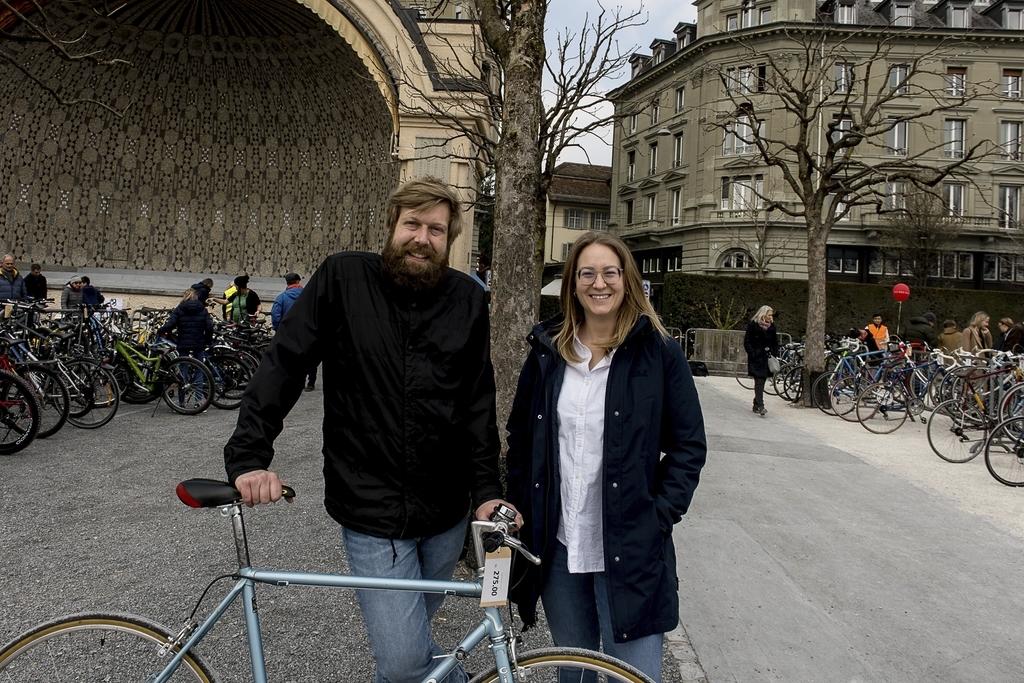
left=576, top=267, right=622, bottom=285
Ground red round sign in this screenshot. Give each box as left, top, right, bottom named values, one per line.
left=892, top=283, right=910, bottom=302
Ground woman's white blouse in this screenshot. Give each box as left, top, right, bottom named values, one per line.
left=555, top=338, right=616, bottom=574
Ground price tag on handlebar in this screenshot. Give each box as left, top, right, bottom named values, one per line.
left=479, top=546, right=512, bottom=607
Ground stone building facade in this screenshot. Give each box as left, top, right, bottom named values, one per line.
left=0, top=0, right=492, bottom=279
left=609, top=0, right=1024, bottom=311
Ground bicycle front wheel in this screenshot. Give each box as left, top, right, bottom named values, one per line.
left=927, top=399, right=987, bottom=463
left=984, top=417, right=1024, bottom=486
left=0, top=370, right=39, bottom=455
left=734, top=360, right=754, bottom=390
left=0, top=612, right=215, bottom=682
left=64, top=359, right=120, bottom=429
left=468, top=647, right=656, bottom=683
left=856, top=382, right=909, bottom=434
left=161, top=357, right=215, bottom=415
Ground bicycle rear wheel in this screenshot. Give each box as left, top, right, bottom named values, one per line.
left=207, top=352, right=252, bottom=410
left=830, top=376, right=865, bottom=422
left=984, top=417, right=1024, bottom=486
left=0, top=612, right=215, bottom=682
left=467, top=647, right=655, bottom=683
left=811, top=373, right=835, bottom=415
left=856, top=382, right=909, bottom=434
left=64, top=359, right=120, bottom=429
left=161, top=357, right=215, bottom=415
left=0, top=370, right=39, bottom=455
left=734, top=360, right=754, bottom=390
left=927, top=399, right=987, bottom=463
left=17, top=363, right=70, bottom=439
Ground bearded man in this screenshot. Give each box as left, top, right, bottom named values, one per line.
left=224, top=177, right=517, bottom=683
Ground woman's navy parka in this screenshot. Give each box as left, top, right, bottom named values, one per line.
left=506, top=314, right=707, bottom=644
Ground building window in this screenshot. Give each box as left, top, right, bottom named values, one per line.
left=999, top=185, right=1020, bottom=228
left=835, top=63, right=854, bottom=93
left=889, top=65, right=909, bottom=94
left=627, top=151, right=636, bottom=182
left=933, top=251, right=974, bottom=279
left=592, top=212, right=609, bottom=231
left=760, top=7, right=772, bottom=23
left=944, top=182, right=965, bottom=216
left=946, top=67, right=966, bottom=97
left=828, top=193, right=850, bottom=221
left=727, top=13, right=738, bottom=30
left=651, top=101, right=660, bottom=124
left=673, top=133, right=684, bottom=167
left=671, top=188, right=682, bottom=224
left=886, top=119, right=908, bottom=156
left=1006, top=8, right=1023, bottom=29
left=649, top=143, right=658, bottom=175
left=827, top=247, right=860, bottom=274
left=1004, top=69, right=1022, bottom=98
left=666, top=253, right=682, bottom=272
left=642, top=257, right=662, bottom=273
left=724, top=115, right=760, bottom=155
left=625, top=199, right=634, bottom=224
left=721, top=250, right=752, bottom=269
left=560, top=242, right=573, bottom=261
left=741, top=5, right=756, bottom=27
left=892, top=3, right=913, bottom=26
left=563, top=208, right=583, bottom=229
left=646, top=194, right=657, bottom=220
left=721, top=174, right=764, bottom=212
left=835, top=2, right=856, bottom=23
left=948, top=5, right=969, bottom=28
left=675, top=87, right=685, bottom=113
left=454, top=4, right=463, bottom=19
left=983, top=253, right=1021, bottom=281
left=944, top=119, right=965, bottom=158
left=629, top=113, right=637, bottom=133
left=884, top=181, right=906, bottom=210
left=1001, top=121, right=1023, bottom=160
left=830, top=115, right=853, bottom=144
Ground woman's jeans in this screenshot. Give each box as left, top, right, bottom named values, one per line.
left=341, top=520, right=468, bottom=683
left=754, top=377, right=766, bottom=407
left=541, top=541, right=664, bottom=683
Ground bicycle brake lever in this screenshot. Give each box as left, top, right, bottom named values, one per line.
left=504, top=535, right=541, bottom=565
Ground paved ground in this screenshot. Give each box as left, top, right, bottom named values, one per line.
left=1, top=376, right=1022, bottom=682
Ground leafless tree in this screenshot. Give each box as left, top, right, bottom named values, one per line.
left=877, top=190, right=963, bottom=289
left=403, top=1, right=644, bottom=435
left=698, top=23, right=996, bottom=398
left=0, top=0, right=133, bottom=116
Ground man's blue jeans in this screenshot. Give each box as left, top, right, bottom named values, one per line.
left=541, top=541, right=664, bottom=683
left=341, top=520, right=468, bottom=683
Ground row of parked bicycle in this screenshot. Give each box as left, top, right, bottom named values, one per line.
left=736, top=336, right=1024, bottom=487
left=0, top=299, right=272, bottom=455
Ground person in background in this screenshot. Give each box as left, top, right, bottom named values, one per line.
left=190, top=278, right=216, bottom=305
left=60, top=276, right=84, bottom=311
left=866, top=314, right=889, bottom=347
left=744, top=305, right=779, bottom=416
left=993, top=318, right=1015, bottom=352
left=226, top=275, right=261, bottom=323
left=24, top=263, right=47, bottom=301
left=1003, top=320, right=1024, bottom=354
left=0, top=254, right=28, bottom=301
left=270, top=272, right=317, bottom=391
left=903, top=311, right=938, bottom=349
left=937, top=320, right=960, bottom=354
left=849, top=327, right=880, bottom=353
left=505, top=230, right=706, bottom=683
left=157, top=288, right=214, bottom=410
left=80, top=276, right=105, bottom=307
left=960, top=311, right=993, bottom=354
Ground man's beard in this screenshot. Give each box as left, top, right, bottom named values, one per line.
left=380, top=238, right=449, bottom=291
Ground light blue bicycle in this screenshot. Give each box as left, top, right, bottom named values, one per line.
left=0, top=479, right=655, bottom=683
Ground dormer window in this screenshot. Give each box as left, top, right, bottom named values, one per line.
left=836, top=2, right=856, bottom=23
left=1007, top=7, right=1023, bottom=28
left=949, top=5, right=970, bottom=27
left=653, top=46, right=665, bottom=65
left=893, top=3, right=913, bottom=26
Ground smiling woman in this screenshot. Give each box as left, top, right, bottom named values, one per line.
left=505, top=230, right=708, bottom=683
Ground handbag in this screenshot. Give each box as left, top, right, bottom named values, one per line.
left=766, top=348, right=780, bottom=375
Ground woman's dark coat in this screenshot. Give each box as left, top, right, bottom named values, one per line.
left=157, top=299, right=213, bottom=351
left=744, top=320, right=779, bottom=378
left=506, top=314, right=707, bottom=644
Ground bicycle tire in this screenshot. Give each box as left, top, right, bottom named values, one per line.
left=161, top=357, right=215, bottom=415
left=64, top=359, right=121, bottom=429
left=811, top=373, right=835, bottom=415
left=927, top=399, right=987, bottom=463
left=112, top=359, right=161, bottom=404
left=830, top=376, right=866, bottom=421
left=0, top=370, right=39, bottom=455
left=735, top=360, right=754, bottom=390
left=0, top=612, right=215, bottom=682
left=855, top=382, right=909, bottom=434
left=207, top=352, right=251, bottom=410
left=467, top=647, right=656, bottom=683
left=16, top=363, right=70, bottom=438
left=997, top=382, right=1024, bottom=422
left=984, top=416, right=1024, bottom=486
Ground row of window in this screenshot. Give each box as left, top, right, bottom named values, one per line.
left=627, top=87, right=685, bottom=134
left=880, top=181, right=1021, bottom=228
left=725, top=4, right=772, bottom=31
left=827, top=248, right=1024, bottom=282
left=625, top=134, right=685, bottom=181
left=827, top=114, right=1022, bottom=160
left=833, top=63, right=1023, bottom=99
left=562, top=208, right=609, bottom=231
left=623, top=187, right=685, bottom=225
left=827, top=1, right=1022, bottom=29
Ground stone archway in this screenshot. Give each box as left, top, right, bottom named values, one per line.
left=0, top=0, right=398, bottom=277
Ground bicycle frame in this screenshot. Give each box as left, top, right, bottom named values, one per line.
left=152, top=503, right=520, bottom=683
left=114, top=339, right=164, bottom=388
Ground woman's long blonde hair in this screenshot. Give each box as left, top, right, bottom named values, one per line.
left=968, top=311, right=989, bottom=329
left=752, top=305, right=773, bottom=323
left=553, top=231, right=668, bottom=364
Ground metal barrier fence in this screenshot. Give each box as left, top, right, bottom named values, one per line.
left=683, top=328, right=793, bottom=376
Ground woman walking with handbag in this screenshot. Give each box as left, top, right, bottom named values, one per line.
left=744, top=305, right=779, bottom=416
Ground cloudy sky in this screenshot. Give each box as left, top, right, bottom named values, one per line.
left=544, top=0, right=699, bottom=166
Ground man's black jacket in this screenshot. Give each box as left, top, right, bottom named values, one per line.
left=224, top=252, right=503, bottom=539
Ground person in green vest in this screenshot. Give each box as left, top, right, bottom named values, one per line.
left=226, top=275, right=261, bottom=323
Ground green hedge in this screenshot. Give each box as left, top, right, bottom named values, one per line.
left=661, top=273, right=1024, bottom=338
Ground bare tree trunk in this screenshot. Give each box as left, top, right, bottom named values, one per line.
left=487, top=1, right=545, bottom=451
left=804, top=227, right=827, bottom=405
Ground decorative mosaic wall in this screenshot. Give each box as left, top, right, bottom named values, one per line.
left=0, top=0, right=397, bottom=277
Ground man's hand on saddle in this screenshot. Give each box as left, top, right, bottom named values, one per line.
left=234, top=469, right=294, bottom=507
